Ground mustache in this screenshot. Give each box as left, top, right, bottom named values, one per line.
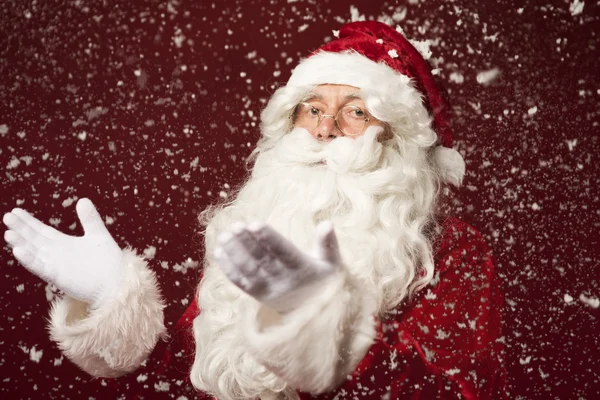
left=271, top=126, right=385, bottom=174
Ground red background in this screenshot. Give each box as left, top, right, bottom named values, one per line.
left=1, top=0, right=598, bottom=398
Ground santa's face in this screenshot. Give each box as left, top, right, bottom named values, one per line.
left=292, top=84, right=392, bottom=142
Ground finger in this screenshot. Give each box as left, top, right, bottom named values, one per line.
left=2, top=212, right=45, bottom=247
left=4, top=230, right=20, bottom=248
left=11, top=208, right=60, bottom=239
left=231, top=223, right=269, bottom=260
left=76, top=198, right=107, bottom=235
left=248, top=223, right=304, bottom=267
left=3, top=212, right=21, bottom=230
left=4, top=230, right=37, bottom=255
left=314, top=220, right=341, bottom=265
left=13, top=246, right=54, bottom=283
left=217, top=231, right=259, bottom=275
left=214, top=245, right=253, bottom=292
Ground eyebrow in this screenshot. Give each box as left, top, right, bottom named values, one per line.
left=302, top=92, right=363, bottom=103
left=343, top=93, right=362, bottom=102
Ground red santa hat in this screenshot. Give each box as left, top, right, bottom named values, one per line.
left=285, top=21, right=465, bottom=186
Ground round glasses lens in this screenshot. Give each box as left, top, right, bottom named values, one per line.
left=338, top=106, right=367, bottom=136
left=296, top=103, right=321, bottom=131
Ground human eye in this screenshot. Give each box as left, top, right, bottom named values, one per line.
left=344, top=106, right=366, bottom=119
left=301, top=103, right=322, bottom=118
left=353, top=108, right=365, bottom=117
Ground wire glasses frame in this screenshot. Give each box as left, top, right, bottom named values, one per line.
left=291, top=102, right=372, bottom=137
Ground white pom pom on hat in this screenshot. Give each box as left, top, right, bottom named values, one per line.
left=433, top=146, right=466, bottom=187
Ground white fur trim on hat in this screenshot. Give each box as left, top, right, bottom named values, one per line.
left=288, top=51, right=424, bottom=111
left=434, top=146, right=465, bottom=187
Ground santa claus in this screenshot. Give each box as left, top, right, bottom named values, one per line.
left=2, top=21, right=506, bottom=399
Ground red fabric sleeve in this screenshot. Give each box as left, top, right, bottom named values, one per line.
left=299, top=218, right=507, bottom=400
left=157, top=284, right=214, bottom=399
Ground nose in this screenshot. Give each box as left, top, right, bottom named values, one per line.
left=312, top=116, right=342, bottom=141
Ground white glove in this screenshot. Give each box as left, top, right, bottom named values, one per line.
left=3, top=198, right=125, bottom=306
left=214, top=221, right=342, bottom=312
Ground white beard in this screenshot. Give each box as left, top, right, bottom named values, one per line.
left=203, top=126, right=436, bottom=315
left=191, top=127, right=438, bottom=399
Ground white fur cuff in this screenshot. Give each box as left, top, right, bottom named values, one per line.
left=48, top=248, right=166, bottom=378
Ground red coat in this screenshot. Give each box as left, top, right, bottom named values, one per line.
left=165, top=217, right=506, bottom=399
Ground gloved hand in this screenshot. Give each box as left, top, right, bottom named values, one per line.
left=214, top=220, right=342, bottom=312
left=3, top=198, right=125, bottom=307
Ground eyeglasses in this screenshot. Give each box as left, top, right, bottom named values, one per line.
left=292, top=102, right=371, bottom=137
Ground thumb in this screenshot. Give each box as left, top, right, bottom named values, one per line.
left=314, top=221, right=341, bottom=265
left=76, top=198, right=107, bottom=235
